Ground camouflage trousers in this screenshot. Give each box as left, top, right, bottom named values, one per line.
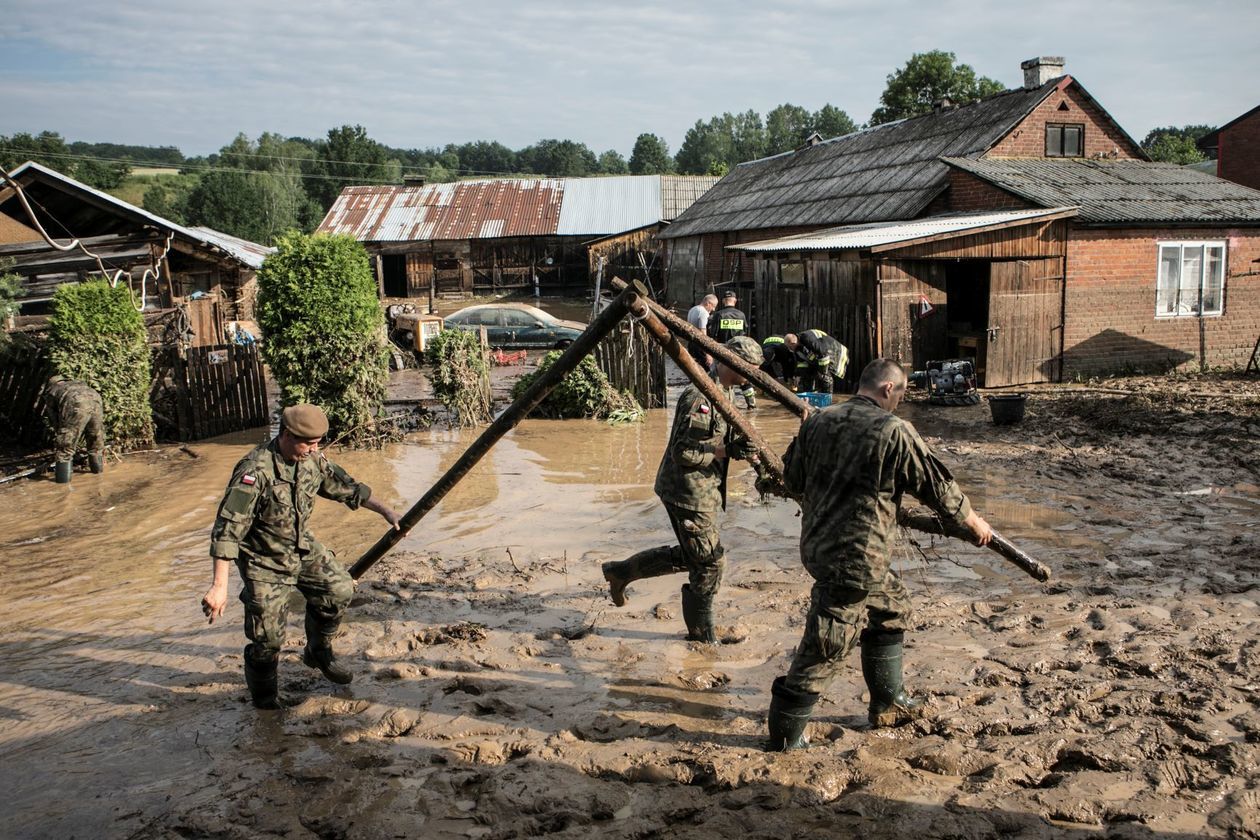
left=237, top=549, right=354, bottom=663
left=616, top=503, right=727, bottom=597
left=783, top=570, right=912, bottom=695
left=52, top=393, right=104, bottom=462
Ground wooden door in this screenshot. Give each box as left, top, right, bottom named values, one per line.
left=985, top=258, right=1063, bottom=386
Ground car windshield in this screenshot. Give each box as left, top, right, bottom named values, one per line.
left=502, top=309, right=542, bottom=327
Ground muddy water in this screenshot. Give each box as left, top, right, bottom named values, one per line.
left=3, top=390, right=1256, bottom=838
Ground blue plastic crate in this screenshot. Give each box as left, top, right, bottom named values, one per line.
left=796, top=391, right=832, bottom=408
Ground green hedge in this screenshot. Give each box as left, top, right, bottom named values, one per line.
left=256, top=232, right=389, bottom=445
left=48, top=280, right=154, bottom=449
left=512, top=351, right=641, bottom=420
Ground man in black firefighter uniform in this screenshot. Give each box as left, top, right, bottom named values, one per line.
left=760, top=335, right=798, bottom=385
left=707, top=290, right=756, bottom=408
left=785, top=329, right=849, bottom=394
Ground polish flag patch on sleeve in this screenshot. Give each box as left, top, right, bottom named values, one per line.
left=241, top=474, right=256, bottom=485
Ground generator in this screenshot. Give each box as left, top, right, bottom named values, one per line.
left=389, top=307, right=445, bottom=352
left=908, top=359, right=979, bottom=406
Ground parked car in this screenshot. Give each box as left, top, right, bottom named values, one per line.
left=442, top=303, right=585, bottom=349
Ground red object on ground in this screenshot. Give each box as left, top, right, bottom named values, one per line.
left=491, top=349, right=528, bottom=366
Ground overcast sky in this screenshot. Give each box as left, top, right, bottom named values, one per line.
left=1, top=0, right=1257, bottom=159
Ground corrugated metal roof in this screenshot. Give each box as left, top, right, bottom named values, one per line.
left=3, top=162, right=272, bottom=269
left=661, top=79, right=1072, bottom=240
left=730, top=208, right=1077, bottom=252
left=317, top=175, right=719, bottom=242
left=942, top=158, right=1260, bottom=223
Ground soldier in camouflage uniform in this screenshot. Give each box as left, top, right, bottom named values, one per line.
left=200, top=404, right=401, bottom=709
left=601, top=336, right=765, bottom=642
left=766, top=359, right=993, bottom=749
left=43, top=375, right=105, bottom=484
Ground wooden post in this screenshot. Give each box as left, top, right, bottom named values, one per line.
left=348, top=282, right=648, bottom=580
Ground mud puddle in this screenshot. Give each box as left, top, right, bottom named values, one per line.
left=1, top=376, right=1257, bottom=838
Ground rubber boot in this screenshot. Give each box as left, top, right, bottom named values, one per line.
left=601, top=546, right=679, bottom=607
left=87, top=452, right=104, bottom=474
left=741, top=385, right=756, bottom=410
left=680, top=583, right=716, bottom=643
left=243, top=644, right=285, bottom=710
left=54, top=460, right=72, bottom=484
left=766, top=675, right=819, bottom=751
left=860, top=630, right=926, bottom=728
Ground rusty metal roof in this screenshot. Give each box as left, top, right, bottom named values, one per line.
left=317, top=175, right=719, bottom=242
left=943, top=157, right=1260, bottom=223
left=728, top=207, right=1077, bottom=252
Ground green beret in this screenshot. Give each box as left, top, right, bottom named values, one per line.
left=724, top=335, right=763, bottom=366
left=282, top=404, right=329, bottom=438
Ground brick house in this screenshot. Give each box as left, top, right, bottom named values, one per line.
left=662, top=57, right=1260, bottom=384
left=1198, top=104, right=1260, bottom=192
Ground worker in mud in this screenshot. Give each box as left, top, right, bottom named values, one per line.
left=601, top=336, right=765, bottom=643
left=200, top=404, right=402, bottom=710
left=686, top=293, right=718, bottom=369
left=42, top=374, right=105, bottom=484
left=760, top=335, right=798, bottom=386
left=785, top=329, right=849, bottom=393
left=707, top=290, right=756, bottom=408
left=766, top=359, right=993, bottom=750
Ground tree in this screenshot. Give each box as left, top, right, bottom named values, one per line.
left=1141, top=125, right=1213, bottom=164
left=765, top=104, right=814, bottom=155
left=518, top=139, right=598, bottom=176
left=256, top=232, right=389, bottom=445
left=310, top=125, right=402, bottom=208
left=451, top=140, right=517, bottom=176
left=675, top=117, right=735, bottom=175
left=0, top=131, right=72, bottom=175
left=870, top=50, right=1005, bottom=125
left=75, top=158, right=131, bottom=190
left=597, top=149, right=629, bottom=174
left=730, top=110, right=766, bottom=163
left=629, top=133, right=672, bottom=174
left=812, top=104, right=858, bottom=140
left=142, top=174, right=199, bottom=225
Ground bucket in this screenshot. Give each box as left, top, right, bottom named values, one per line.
left=796, top=391, right=832, bottom=408
left=987, top=393, right=1027, bottom=425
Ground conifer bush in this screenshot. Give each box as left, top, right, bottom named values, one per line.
left=512, top=351, right=641, bottom=421
left=426, top=328, right=491, bottom=426
left=256, top=232, right=389, bottom=445
left=48, top=280, right=154, bottom=449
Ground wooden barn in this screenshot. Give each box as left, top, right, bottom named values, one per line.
left=316, top=175, right=718, bottom=300
left=662, top=57, right=1260, bottom=383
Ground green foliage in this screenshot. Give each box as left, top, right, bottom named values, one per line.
left=256, top=233, right=390, bottom=445
left=675, top=102, right=858, bottom=174
left=75, top=158, right=132, bottom=190
left=629, top=133, right=672, bottom=175
left=141, top=174, right=200, bottom=224
left=311, top=125, right=402, bottom=208
left=47, top=280, right=154, bottom=449
left=518, top=139, right=599, bottom=176
left=0, top=258, right=21, bottom=342
left=597, top=149, right=629, bottom=175
left=426, top=329, right=492, bottom=427
left=511, top=351, right=641, bottom=420
left=870, top=50, right=1005, bottom=125
left=1141, top=125, right=1212, bottom=164
left=0, top=130, right=72, bottom=174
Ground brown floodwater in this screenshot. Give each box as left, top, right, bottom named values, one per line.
left=0, top=388, right=1203, bottom=837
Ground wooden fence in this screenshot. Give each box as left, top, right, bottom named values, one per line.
left=0, top=336, right=55, bottom=446
left=593, top=320, right=666, bottom=409
left=152, top=343, right=270, bottom=441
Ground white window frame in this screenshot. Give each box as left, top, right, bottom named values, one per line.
left=1155, top=240, right=1226, bottom=318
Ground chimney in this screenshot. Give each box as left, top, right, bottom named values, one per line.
left=1021, top=56, right=1065, bottom=89
left=403, top=173, right=427, bottom=187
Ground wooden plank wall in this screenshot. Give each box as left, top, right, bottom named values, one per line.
left=592, top=321, right=666, bottom=410
left=405, top=248, right=434, bottom=297
left=663, top=236, right=704, bottom=309
left=165, top=344, right=270, bottom=441
left=0, top=336, right=54, bottom=445
left=878, top=260, right=948, bottom=371
left=587, top=228, right=663, bottom=297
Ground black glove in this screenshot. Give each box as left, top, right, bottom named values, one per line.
left=726, top=436, right=756, bottom=461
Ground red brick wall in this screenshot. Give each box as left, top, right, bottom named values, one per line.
left=988, top=81, right=1144, bottom=160
left=945, top=171, right=1036, bottom=212
left=1063, top=226, right=1260, bottom=375
left=1219, top=110, right=1260, bottom=192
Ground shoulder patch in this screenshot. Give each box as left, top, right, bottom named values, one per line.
left=241, top=474, right=256, bottom=485
left=698, top=404, right=709, bottom=414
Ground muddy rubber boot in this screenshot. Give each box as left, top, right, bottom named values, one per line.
left=87, top=452, right=104, bottom=474
left=861, top=630, right=926, bottom=728
left=303, top=641, right=354, bottom=685
left=741, top=386, right=756, bottom=410
left=601, top=546, right=679, bottom=607
left=766, top=675, right=819, bottom=751
left=54, top=460, right=72, bottom=484
left=680, top=583, right=717, bottom=643
left=243, top=645, right=285, bottom=710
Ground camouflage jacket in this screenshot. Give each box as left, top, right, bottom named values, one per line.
left=783, top=395, right=972, bottom=589
left=795, top=329, right=849, bottom=378
left=707, top=306, right=748, bottom=344
left=43, top=380, right=102, bottom=426
left=654, top=384, right=730, bottom=513
left=210, top=438, right=372, bottom=582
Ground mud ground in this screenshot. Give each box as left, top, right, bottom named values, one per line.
left=1, top=368, right=1257, bottom=839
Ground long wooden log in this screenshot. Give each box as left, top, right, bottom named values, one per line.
left=348, top=283, right=645, bottom=580
left=615, top=281, right=1050, bottom=583
left=609, top=277, right=809, bottom=415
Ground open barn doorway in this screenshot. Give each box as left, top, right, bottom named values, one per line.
left=944, top=261, right=990, bottom=383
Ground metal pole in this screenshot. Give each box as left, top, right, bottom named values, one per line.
left=348, top=282, right=645, bottom=580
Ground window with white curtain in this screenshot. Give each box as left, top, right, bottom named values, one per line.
left=1155, top=242, right=1226, bottom=317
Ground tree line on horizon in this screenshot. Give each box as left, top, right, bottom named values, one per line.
left=0, top=51, right=1216, bottom=247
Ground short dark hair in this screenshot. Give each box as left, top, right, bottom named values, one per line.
left=858, top=358, right=906, bottom=392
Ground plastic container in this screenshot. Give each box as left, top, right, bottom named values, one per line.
left=796, top=391, right=832, bottom=408
left=987, top=393, right=1028, bottom=425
